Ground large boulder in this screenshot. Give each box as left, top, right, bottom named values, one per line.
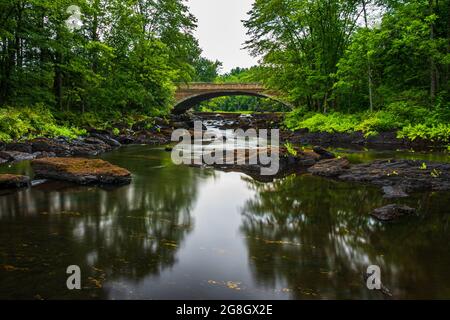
left=371, top=204, right=416, bottom=221
left=0, top=174, right=30, bottom=189
left=31, top=157, right=132, bottom=185
left=308, top=157, right=351, bottom=177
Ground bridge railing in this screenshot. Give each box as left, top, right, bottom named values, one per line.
left=176, top=82, right=264, bottom=90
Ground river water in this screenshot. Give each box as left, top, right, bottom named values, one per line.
left=1, top=139, right=450, bottom=299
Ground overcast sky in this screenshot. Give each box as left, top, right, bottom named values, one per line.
left=187, top=0, right=258, bottom=74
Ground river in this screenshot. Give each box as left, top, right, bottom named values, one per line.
left=1, top=130, right=450, bottom=299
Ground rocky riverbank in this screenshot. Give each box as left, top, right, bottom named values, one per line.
left=1, top=112, right=449, bottom=210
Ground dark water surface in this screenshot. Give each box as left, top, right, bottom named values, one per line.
left=1, top=145, right=450, bottom=299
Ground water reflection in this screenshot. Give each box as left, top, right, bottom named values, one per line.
left=0, top=146, right=214, bottom=299
left=240, top=174, right=450, bottom=299
left=1, top=146, right=450, bottom=299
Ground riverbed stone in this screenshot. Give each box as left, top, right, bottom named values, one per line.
left=31, top=138, right=72, bottom=156
left=308, top=158, right=351, bottom=177
left=0, top=150, right=36, bottom=162
left=5, top=142, right=33, bottom=154
left=338, top=160, right=450, bottom=193
left=0, top=174, right=31, bottom=189
left=313, top=146, right=335, bottom=160
left=31, top=157, right=132, bottom=185
left=90, top=133, right=121, bottom=147
left=371, top=204, right=416, bottom=221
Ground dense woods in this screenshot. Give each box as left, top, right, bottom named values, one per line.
left=0, top=0, right=207, bottom=114
left=243, top=0, right=450, bottom=142
left=0, top=0, right=449, bottom=143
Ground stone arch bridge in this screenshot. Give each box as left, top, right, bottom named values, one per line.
left=172, top=83, right=289, bottom=114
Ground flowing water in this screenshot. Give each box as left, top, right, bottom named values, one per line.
left=1, top=141, right=450, bottom=299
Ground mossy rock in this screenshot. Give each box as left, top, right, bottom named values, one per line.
left=31, top=158, right=132, bottom=185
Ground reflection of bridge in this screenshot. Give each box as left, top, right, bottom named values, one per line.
left=173, top=83, right=287, bottom=114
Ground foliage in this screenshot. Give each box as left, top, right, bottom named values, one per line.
left=284, top=142, right=298, bottom=156
left=244, top=0, right=449, bottom=118
left=0, top=105, right=86, bottom=142
left=398, top=124, right=450, bottom=142
left=284, top=101, right=450, bottom=142
left=0, top=0, right=204, bottom=115
left=192, top=57, right=222, bottom=82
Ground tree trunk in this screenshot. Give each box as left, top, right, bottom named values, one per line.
left=54, top=51, right=63, bottom=111
left=429, top=0, right=437, bottom=102
left=362, top=0, right=374, bottom=112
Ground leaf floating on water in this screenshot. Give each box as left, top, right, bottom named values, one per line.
left=1, top=264, right=29, bottom=272
left=88, top=277, right=103, bottom=288
left=226, top=281, right=241, bottom=290
left=207, top=280, right=243, bottom=291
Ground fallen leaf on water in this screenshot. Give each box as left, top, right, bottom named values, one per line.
left=88, top=277, right=103, bottom=288
left=1, top=264, right=29, bottom=271
left=226, top=281, right=241, bottom=290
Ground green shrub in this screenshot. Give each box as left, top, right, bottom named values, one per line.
left=285, top=112, right=360, bottom=133
left=355, top=111, right=400, bottom=136
left=0, top=105, right=86, bottom=142
left=398, top=124, right=450, bottom=142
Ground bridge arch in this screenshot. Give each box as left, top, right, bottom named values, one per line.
left=172, top=83, right=290, bottom=114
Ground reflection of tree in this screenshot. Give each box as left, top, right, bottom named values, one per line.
left=0, top=147, right=214, bottom=299
left=240, top=174, right=450, bottom=299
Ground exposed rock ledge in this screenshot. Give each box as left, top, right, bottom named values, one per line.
left=31, top=158, right=132, bottom=185
left=308, top=158, right=450, bottom=197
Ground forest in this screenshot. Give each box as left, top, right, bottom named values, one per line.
left=0, top=0, right=449, bottom=144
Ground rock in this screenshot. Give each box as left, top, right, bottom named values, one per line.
left=116, top=135, right=136, bottom=145
left=31, top=138, right=71, bottom=156
left=308, top=158, right=351, bottom=177
left=0, top=150, right=36, bottom=162
left=83, top=137, right=109, bottom=146
left=382, top=185, right=409, bottom=199
left=6, top=142, right=33, bottom=154
left=70, top=138, right=111, bottom=156
left=313, top=146, right=335, bottom=160
left=71, top=145, right=102, bottom=156
left=0, top=174, right=30, bottom=189
left=32, top=157, right=132, bottom=185
left=90, top=133, right=121, bottom=147
left=338, top=160, right=450, bottom=194
left=371, top=204, right=416, bottom=221
left=32, top=151, right=56, bottom=159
